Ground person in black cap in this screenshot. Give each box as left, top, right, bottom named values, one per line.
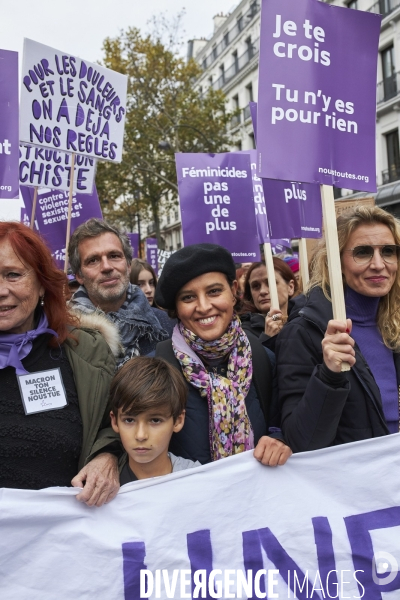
left=155, top=243, right=292, bottom=466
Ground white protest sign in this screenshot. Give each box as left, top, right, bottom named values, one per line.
left=17, top=368, right=67, bottom=415
left=19, top=145, right=96, bottom=194
left=20, top=38, right=128, bottom=162
left=1, top=434, right=400, bottom=598
left=157, top=248, right=173, bottom=276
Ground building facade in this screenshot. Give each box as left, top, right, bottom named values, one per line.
left=146, top=204, right=183, bottom=252
left=188, top=0, right=261, bottom=152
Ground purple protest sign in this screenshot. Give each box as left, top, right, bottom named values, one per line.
left=242, top=148, right=321, bottom=241
left=240, top=149, right=269, bottom=244
left=271, top=238, right=291, bottom=255
left=20, top=185, right=102, bottom=269
left=0, top=50, right=19, bottom=199
left=264, top=178, right=322, bottom=239
left=176, top=153, right=260, bottom=261
left=20, top=206, right=31, bottom=227
left=146, top=238, right=158, bottom=273
left=257, top=0, right=381, bottom=192
left=127, top=233, right=139, bottom=258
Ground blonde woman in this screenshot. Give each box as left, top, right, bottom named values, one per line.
left=276, top=206, right=400, bottom=452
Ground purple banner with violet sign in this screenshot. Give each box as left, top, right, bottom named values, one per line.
left=127, top=233, right=139, bottom=258
left=257, top=0, right=381, bottom=192
left=146, top=238, right=158, bottom=273
left=20, top=185, right=102, bottom=269
left=176, top=153, right=260, bottom=261
left=0, top=50, right=19, bottom=199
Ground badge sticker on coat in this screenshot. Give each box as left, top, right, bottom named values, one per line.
left=17, top=368, right=68, bottom=415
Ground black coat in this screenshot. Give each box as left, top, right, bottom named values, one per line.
left=156, top=333, right=281, bottom=464
left=275, top=286, right=395, bottom=453
left=241, top=295, right=307, bottom=348
left=240, top=312, right=266, bottom=338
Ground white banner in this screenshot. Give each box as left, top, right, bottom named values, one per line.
left=19, top=145, right=96, bottom=194
left=1, top=435, right=400, bottom=599
left=20, top=38, right=128, bottom=162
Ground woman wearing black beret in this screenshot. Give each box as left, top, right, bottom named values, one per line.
left=155, top=243, right=292, bottom=466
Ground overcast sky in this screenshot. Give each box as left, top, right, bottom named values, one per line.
left=0, top=0, right=237, bottom=63
left=0, top=0, right=237, bottom=220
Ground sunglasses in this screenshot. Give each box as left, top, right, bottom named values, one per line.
left=345, top=244, right=400, bottom=265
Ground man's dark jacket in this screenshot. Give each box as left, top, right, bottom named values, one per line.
left=275, top=286, right=397, bottom=452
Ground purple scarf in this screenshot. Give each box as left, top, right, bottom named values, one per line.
left=0, top=313, right=58, bottom=375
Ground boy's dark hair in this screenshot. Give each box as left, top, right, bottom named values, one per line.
left=109, top=357, right=187, bottom=421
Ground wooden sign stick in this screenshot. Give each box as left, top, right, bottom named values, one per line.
left=64, top=153, right=76, bottom=274
left=263, top=242, right=279, bottom=310
left=320, top=184, right=350, bottom=372
left=30, top=186, right=38, bottom=230
left=299, top=238, right=310, bottom=287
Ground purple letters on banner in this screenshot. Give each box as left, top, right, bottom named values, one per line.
left=176, top=153, right=260, bottom=261
left=0, top=49, right=19, bottom=199
left=146, top=238, right=158, bottom=273
left=257, top=0, right=381, bottom=192
left=20, top=185, right=102, bottom=269
left=127, top=233, right=139, bottom=258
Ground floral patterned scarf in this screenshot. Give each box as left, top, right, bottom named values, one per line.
left=172, top=314, right=254, bottom=461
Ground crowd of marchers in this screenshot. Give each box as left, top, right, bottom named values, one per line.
left=0, top=205, right=399, bottom=505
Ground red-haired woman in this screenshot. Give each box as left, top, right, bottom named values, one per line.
left=0, top=222, right=120, bottom=505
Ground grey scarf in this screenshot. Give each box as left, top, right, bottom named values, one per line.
left=70, top=283, right=168, bottom=365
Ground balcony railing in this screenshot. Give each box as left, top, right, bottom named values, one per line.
left=382, top=165, right=400, bottom=184
left=230, top=113, right=242, bottom=129
left=367, top=0, right=400, bottom=16
left=201, top=1, right=260, bottom=71
left=212, top=39, right=259, bottom=90
left=377, top=72, right=399, bottom=103
left=243, top=104, right=252, bottom=121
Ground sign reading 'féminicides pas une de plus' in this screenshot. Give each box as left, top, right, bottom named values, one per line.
left=176, top=153, right=260, bottom=261
left=257, top=0, right=381, bottom=192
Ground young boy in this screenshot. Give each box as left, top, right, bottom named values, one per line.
left=110, top=357, right=200, bottom=484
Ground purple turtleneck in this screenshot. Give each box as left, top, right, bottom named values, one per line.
left=345, top=286, right=399, bottom=434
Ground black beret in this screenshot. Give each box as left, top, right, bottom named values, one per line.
left=155, top=243, right=236, bottom=310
